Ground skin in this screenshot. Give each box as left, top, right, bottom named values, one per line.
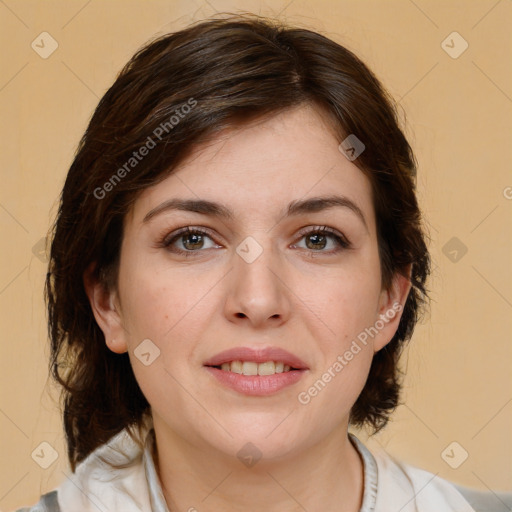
left=86, top=104, right=411, bottom=512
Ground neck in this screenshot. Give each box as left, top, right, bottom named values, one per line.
left=152, top=418, right=364, bottom=512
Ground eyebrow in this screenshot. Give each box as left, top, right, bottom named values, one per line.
left=142, top=195, right=368, bottom=229
left=287, top=195, right=367, bottom=230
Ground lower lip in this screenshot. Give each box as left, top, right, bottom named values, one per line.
left=204, top=367, right=307, bottom=396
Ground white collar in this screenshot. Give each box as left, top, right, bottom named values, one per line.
left=56, top=421, right=475, bottom=512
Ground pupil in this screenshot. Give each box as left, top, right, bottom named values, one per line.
left=306, top=234, right=326, bottom=250
left=184, top=233, right=203, bottom=250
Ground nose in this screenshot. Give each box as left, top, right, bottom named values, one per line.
left=223, top=242, right=291, bottom=329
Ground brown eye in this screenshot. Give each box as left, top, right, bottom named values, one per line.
left=182, top=232, right=206, bottom=250
left=305, top=233, right=328, bottom=250
left=293, top=226, right=350, bottom=253
left=162, top=227, right=221, bottom=254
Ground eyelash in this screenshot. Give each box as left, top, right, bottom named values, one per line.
left=295, top=225, right=351, bottom=254
left=159, top=225, right=350, bottom=257
left=159, top=226, right=219, bottom=258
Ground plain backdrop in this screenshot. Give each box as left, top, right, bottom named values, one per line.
left=0, top=0, right=511, bottom=509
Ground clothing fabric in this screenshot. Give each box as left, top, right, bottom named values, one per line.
left=16, top=422, right=511, bottom=512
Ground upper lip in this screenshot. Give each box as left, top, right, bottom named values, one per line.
left=204, top=347, right=309, bottom=370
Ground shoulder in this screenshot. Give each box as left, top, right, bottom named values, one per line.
left=454, top=484, right=512, bottom=512
left=372, top=446, right=511, bottom=512
left=15, top=420, right=154, bottom=512
left=14, top=490, right=60, bottom=512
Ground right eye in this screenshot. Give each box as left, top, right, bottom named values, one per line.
left=161, top=227, right=222, bottom=256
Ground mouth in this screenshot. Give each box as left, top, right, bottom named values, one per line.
left=203, top=347, right=308, bottom=396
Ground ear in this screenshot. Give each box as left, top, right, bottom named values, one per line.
left=83, top=263, right=128, bottom=354
left=373, top=265, right=412, bottom=353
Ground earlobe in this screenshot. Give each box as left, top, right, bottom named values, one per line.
left=106, top=338, right=128, bottom=354
left=83, top=264, right=128, bottom=354
left=373, top=266, right=412, bottom=352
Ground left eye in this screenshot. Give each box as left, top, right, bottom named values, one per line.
left=292, top=229, right=348, bottom=252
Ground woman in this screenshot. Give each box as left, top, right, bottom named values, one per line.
left=16, top=15, right=510, bottom=512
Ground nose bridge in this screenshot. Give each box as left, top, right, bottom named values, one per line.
left=225, top=234, right=290, bottom=325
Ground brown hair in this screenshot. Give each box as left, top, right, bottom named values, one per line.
left=46, top=14, right=430, bottom=470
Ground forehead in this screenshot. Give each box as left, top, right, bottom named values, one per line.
left=129, top=104, right=375, bottom=229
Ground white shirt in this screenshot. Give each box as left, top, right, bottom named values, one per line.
left=16, top=420, right=511, bottom=512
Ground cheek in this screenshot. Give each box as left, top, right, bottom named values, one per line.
left=119, top=266, right=214, bottom=420
left=118, top=261, right=217, bottom=346
left=310, top=267, right=382, bottom=347
left=297, top=257, right=383, bottom=418
left=297, top=294, right=376, bottom=428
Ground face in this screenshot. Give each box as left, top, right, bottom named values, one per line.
left=89, top=104, right=409, bottom=462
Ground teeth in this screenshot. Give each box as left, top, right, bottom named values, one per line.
left=242, top=361, right=258, bottom=376
left=258, top=361, right=275, bottom=376
left=230, top=360, right=243, bottom=374
left=218, top=360, right=294, bottom=375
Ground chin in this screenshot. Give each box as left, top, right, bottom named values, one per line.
left=207, top=416, right=306, bottom=461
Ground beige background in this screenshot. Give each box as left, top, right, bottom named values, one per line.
left=1, top=0, right=511, bottom=509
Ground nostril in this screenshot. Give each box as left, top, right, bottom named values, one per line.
left=235, top=312, right=247, bottom=318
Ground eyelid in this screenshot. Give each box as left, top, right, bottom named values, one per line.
left=296, top=224, right=339, bottom=236
left=294, top=225, right=350, bottom=245
left=161, top=225, right=220, bottom=247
